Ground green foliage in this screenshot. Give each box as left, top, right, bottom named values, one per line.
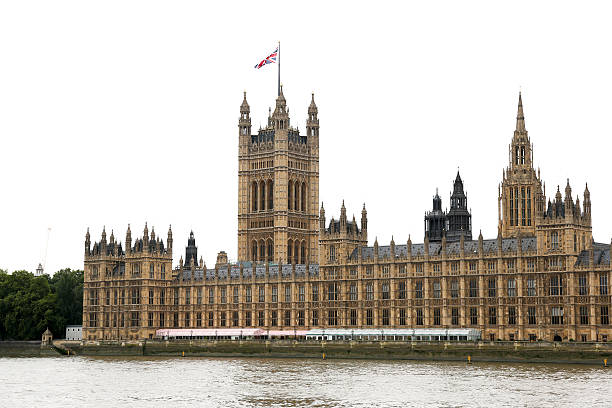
left=0, top=268, right=83, bottom=340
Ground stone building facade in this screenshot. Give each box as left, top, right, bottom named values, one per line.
left=82, top=91, right=612, bottom=342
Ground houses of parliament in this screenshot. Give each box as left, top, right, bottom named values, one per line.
left=82, top=88, right=611, bottom=343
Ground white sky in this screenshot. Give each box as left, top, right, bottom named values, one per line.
left=1, top=1, right=612, bottom=274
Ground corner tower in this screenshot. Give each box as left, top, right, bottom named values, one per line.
left=499, top=93, right=545, bottom=238
left=237, top=87, right=320, bottom=264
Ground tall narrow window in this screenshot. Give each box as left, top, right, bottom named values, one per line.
left=520, top=146, right=525, bottom=164
left=267, top=179, right=274, bottom=210
left=527, top=306, right=536, bottom=325
left=510, top=188, right=514, bottom=226
left=514, top=187, right=519, bottom=227
left=521, top=187, right=526, bottom=226
left=526, top=187, right=532, bottom=226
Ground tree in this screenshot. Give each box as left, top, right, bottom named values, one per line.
left=0, top=268, right=83, bottom=340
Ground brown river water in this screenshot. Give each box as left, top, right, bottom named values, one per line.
left=0, top=356, right=610, bottom=407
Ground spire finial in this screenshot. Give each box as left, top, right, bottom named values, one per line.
left=516, top=92, right=526, bottom=132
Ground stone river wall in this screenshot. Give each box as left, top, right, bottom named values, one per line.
left=57, top=340, right=612, bottom=365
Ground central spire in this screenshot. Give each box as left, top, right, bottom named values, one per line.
left=516, top=92, right=526, bottom=133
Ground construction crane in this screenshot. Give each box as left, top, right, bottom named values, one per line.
left=36, top=227, right=51, bottom=275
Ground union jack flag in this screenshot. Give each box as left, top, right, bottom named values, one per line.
left=254, top=47, right=278, bottom=69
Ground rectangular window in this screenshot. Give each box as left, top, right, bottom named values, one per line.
left=451, top=280, right=459, bottom=298
left=232, top=311, right=239, bottom=327
left=399, top=265, right=407, bottom=275
left=366, top=282, right=374, bottom=300
left=469, top=262, right=477, bottom=272
left=148, top=290, right=153, bottom=305
left=311, top=284, right=319, bottom=302
left=298, top=310, right=305, bottom=326
left=89, top=312, right=97, bottom=328
left=114, top=290, right=118, bottom=305
left=488, top=307, right=497, bottom=325
left=196, top=312, right=202, bottom=327
left=399, top=309, right=407, bottom=326
left=514, top=187, right=519, bottom=227
left=258, top=311, right=265, bottom=327
left=452, top=308, right=459, bottom=326
left=161, top=264, right=165, bottom=280
left=469, top=278, right=478, bottom=298
left=258, top=285, right=265, bottom=302
left=527, top=278, right=536, bottom=296
left=271, top=310, right=278, bottom=327
left=131, top=312, right=139, bottom=327
left=578, top=275, right=588, bottom=296
left=245, top=311, right=252, bottom=327
left=299, top=285, right=305, bottom=302
left=327, top=310, right=337, bottom=326
left=185, top=287, right=191, bottom=305
left=382, top=309, right=390, bottom=326
left=415, top=281, right=423, bottom=299
left=197, top=288, right=202, bottom=305
left=208, top=312, right=214, bottom=327
left=220, top=312, right=226, bottom=327
left=488, top=278, right=496, bottom=298
left=246, top=287, right=253, bottom=303
left=174, top=288, right=179, bottom=305
left=527, top=259, right=535, bottom=272
left=579, top=306, right=589, bottom=325
left=285, top=285, right=292, bottom=302
left=416, top=309, right=424, bottom=326
left=159, top=312, right=165, bottom=328
left=366, top=309, right=373, bottom=326
left=551, top=307, right=564, bottom=325
left=233, top=286, right=239, bottom=304
left=470, top=307, right=478, bottom=325
left=601, top=306, right=609, bottom=325
left=488, top=261, right=496, bottom=272
left=550, top=275, right=563, bottom=296
left=507, top=278, right=517, bottom=297
left=433, top=281, right=441, bottom=299
left=149, top=264, right=154, bottom=279
left=528, top=306, right=536, bottom=325
left=382, top=265, right=390, bottom=277
left=433, top=308, right=441, bottom=326
left=381, top=282, right=390, bottom=299
left=551, top=232, right=559, bottom=250
left=312, top=310, right=318, bottom=326
left=173, top=313, right=178, bottom=328
left=327, top=283, right=337, bottom=301
left=600, top=274, right=609, bottom=295
left=398, top=282, right=406, bottom=299
left=349, top=283, right=358, bottom=300
left=208, top=287, right=214, bottom=305
left=508, top=307, right=516, bottom=325
left=350, top=309, right=358, bottom=326
left=184, top=312, right=190, bottom=328
left=510, top=188, right=514, bottom=226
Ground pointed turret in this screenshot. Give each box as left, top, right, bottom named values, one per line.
left=239, top=91, right=251, bottom=140
left=167, top=225, right=173, bottom=251
left=85, top=228, right=91, bottom=255
left=361, top=203, right=368, bottom=232
left=125, top=224, right=132, bottom=253
left=320, top=202, right=326, bottom=231
left=150, top=226, right=156, bottom=242
left=109, top=229, right=115, bottom=245
left=184, top=231, right=198, bottom=269
left=101, top=226, right=107, bottom=243
left=340, top=200, right=347, bottom=231
left=390, top=236, right=396, bottom=258
left=143, top=222, right=149, bottom=245
left=584, top=183, right=591, bottom=218
left=272, top=84, right=289, bottom=129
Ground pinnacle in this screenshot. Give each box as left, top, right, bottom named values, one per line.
left=516, top=92, right=526, bottom=132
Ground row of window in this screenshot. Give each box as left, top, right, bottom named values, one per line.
left=88, top=306, right=611, bottom=329
left=89, top=274, right=610, bottom=306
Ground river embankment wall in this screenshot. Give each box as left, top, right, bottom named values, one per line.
left=0, top=341, right=59, bottom=357
left=57, top=340, right=612, bottom=365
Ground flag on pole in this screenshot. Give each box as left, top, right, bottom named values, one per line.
left=254, top=47, right=278, bottom=69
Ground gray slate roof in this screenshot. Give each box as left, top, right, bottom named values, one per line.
left=350, top=237, right=538, bottom=261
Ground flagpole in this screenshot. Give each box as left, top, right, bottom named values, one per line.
left=277, top=41, right=281, bottom=96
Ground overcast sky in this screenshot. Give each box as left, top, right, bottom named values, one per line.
left=1, top=1, right=612, bottom=274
